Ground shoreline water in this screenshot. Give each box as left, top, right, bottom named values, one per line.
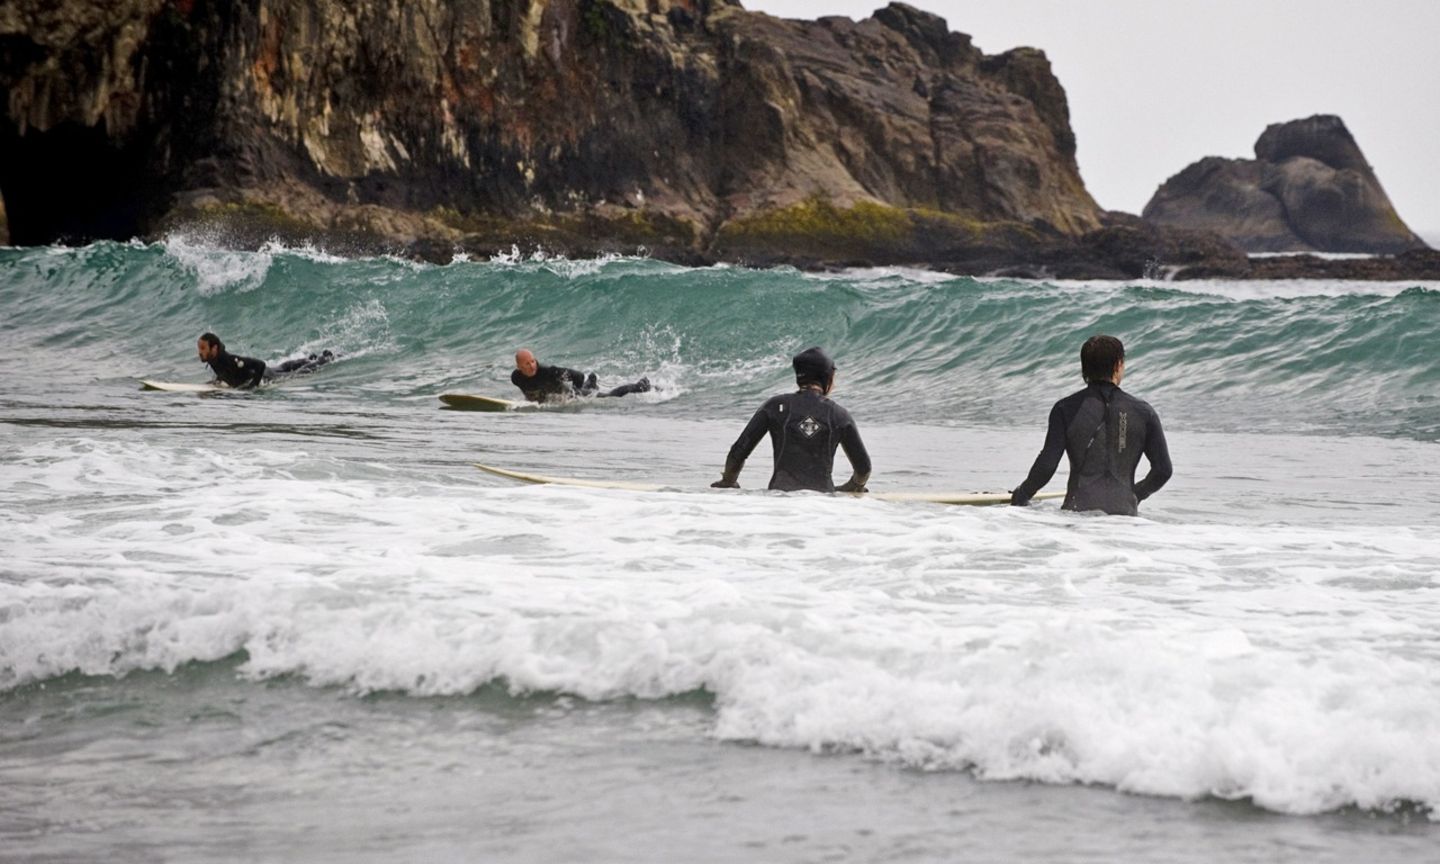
left=4, top=660, right=1435, bottom=864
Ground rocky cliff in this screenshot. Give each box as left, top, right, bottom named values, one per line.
left=1142, top=115, right=1427, bottom=254
left=0, top=0, right=1118, bottom=264
left=10, top=2, right=1426, bottom=277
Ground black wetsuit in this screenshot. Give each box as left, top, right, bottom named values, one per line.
left=205, top=350, right=267, bottom=389
left=271, top=350, right=335, bottom=377
left=511, top=364, right=650, bottom=402
left=1011, top=381, right=1172, bottom=515
left=725, top=389, right=871, bottom=492
left=206, top=350, right=334, bottom=389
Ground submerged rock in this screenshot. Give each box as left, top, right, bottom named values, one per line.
left=1143, top=115, right=1427, bottom=254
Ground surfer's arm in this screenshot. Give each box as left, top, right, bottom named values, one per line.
left=1133, top=409, right=1173, bottom=501
left=1012, top=403, right=1066, bottom=505
left=241, top=359, right=267, bottom=389
left=713, top=406, right=769, bottom=488
left=559, top=367, right=594, bottom=393
left=835, top=421, right=871, bottom=493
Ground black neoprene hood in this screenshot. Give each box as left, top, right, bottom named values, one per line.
left=792, top=346, right=835, bottom=381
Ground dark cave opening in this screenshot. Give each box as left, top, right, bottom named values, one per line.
left=0, top=120, right=154, bottom=246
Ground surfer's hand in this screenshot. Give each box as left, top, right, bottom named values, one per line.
left=836, top=478, right=867, bottom=493
left=711, top=478, right=739, bottom=489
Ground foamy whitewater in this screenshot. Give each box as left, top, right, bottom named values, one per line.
left=2, top=241, right=1438, bottom=862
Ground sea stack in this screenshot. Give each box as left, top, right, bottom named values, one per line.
left=1142, top=115, right=1428, bottom=254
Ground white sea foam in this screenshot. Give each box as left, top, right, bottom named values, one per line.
left=256, top=238, right=350, bottom=265
left=3, top=437, right=1438, bottom=818
left=808, top=266, right=961, bottom=286
left=289, top=297, right=397, bottom=362
left=160, top=233, right=273, bottom=296
left=1248, top=251, right=1378, bottom=260
left=1039, top=277, right=1438, bottom=300
left=481, top=247, right=668, bottom=280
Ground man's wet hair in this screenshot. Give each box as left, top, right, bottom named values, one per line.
left=1081, top=335, right=1124, bottom=382
left=199, top=332, right=224, bottom=352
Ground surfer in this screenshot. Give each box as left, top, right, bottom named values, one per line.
left=197, top=333, right=334, bottom=389
left=510, top=348, right=652, bottom=402
left=1010, top=335, right=1172, bottom=515
left=711, top=346, right=871, bottom=493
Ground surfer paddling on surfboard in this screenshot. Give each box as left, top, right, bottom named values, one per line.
left=510, top=348, right=652, bottom=403
left=712, top=346, right=871, bottom=494
left=1010, top=335, right=1172, bottom=515
left=197, top=332, right=334, bottom=389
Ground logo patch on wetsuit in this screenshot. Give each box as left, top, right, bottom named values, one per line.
left=798, top=416, right=822, bottom=438
left=1117, top=411, right=1128, bottom=452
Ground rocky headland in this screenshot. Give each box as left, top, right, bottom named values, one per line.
left=1, top=1, right=1434, bottom=279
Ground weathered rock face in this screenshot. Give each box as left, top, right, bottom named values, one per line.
left=1, top=0, right=1111, bottom=264
left=1143, top=115, right=1427, bottom=254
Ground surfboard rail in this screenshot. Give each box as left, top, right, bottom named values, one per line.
left=439, top=393, right=524, bottom=412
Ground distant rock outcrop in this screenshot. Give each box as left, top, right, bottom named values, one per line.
left=1143, top=115, right=1427, bottom=254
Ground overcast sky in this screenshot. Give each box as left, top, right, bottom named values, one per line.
left=745, top=0, right=1440, bottom=239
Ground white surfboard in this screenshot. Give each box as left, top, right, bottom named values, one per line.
left=438, top=393, right=526, bottom=412
left=139, top=379, right=231, bottom=393
left=472, top=463, right=1064, bottom=506
left=476, top=462, right=665, bottom=491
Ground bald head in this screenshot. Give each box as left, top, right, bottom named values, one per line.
left=514, top=348, right=538, bottom=378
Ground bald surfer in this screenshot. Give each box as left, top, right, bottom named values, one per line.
left=197, top=332, right=334, bottom=389
left=1010, top=335, right=1172, bottom=515
left=510, top=348, right=651, bottom=402
left=712, top=346, right=871, bottom=493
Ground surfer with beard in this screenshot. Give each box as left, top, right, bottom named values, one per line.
left=712, top=346, right=871, bottom=493
left=197, top=332, right=334, bottom=389
left=1010, top=335, right=1172, bottom=515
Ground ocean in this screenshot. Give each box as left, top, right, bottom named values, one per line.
left=2, top=238, right=1438, bottom=862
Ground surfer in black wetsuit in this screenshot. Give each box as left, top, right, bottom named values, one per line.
left=1010, top=335, right=1172, bottom=515
left=196, top=332, right=334, bottom=389
left=510, top=348, right=652, bottom=402
left=712, top=346, right=871, bottom=493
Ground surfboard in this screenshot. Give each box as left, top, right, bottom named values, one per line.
left=438, top=393, right=525, bottom=412
left=472, top=463, right=1065, bottom=506
left=476, top=462, right=665, bottom=491
left=139, top=379, right=231, bottom=393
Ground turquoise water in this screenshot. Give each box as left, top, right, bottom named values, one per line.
left=2, top=239, right=1439, bottom=862
left=7, top=238, right=1439, bottom=437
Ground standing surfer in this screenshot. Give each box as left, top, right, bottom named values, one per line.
left=712, top=346, right=871, bottom=493
left=1010, top=335, right=1172, bottom=515
left=510, top=348, right=651, bottom=402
